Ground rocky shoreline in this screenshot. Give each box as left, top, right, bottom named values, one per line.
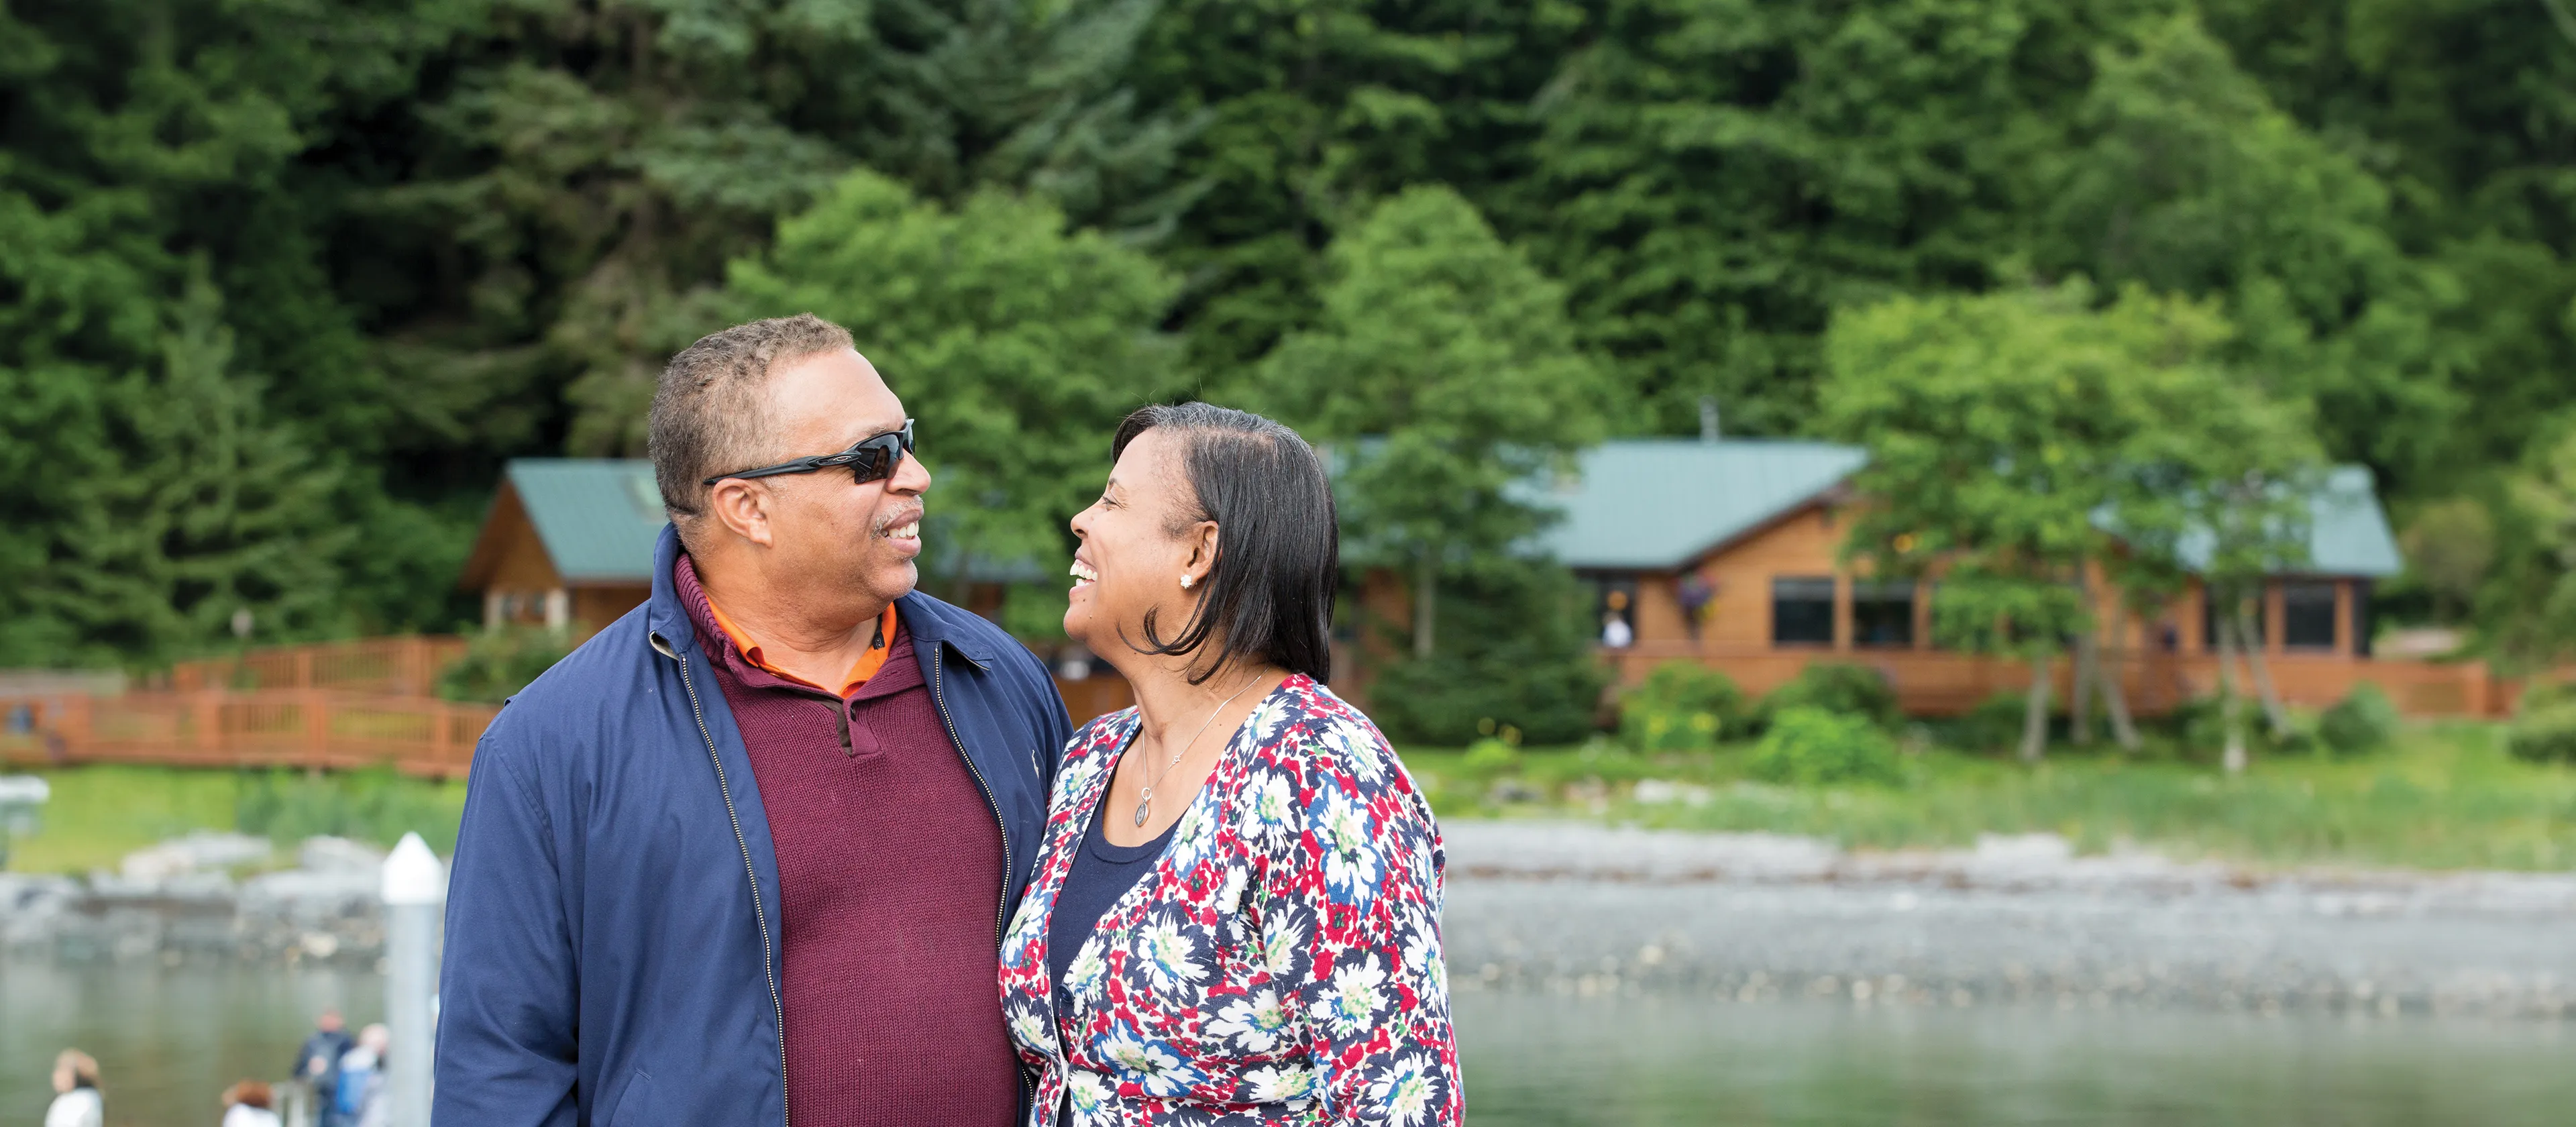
left=1441, top=822, right=2576, bottom=1019
left=8, top=822, right=2575, bottom=1021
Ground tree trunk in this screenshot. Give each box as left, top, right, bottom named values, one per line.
left=2070, top=631, right=2098, bottom=747
left=2020, top=650, right=2053, bottom=764
left=1412, top=551, right=1437, bottom=660
left=2097, top=618, right=2142, bottom=751
left=2235, top=600, right=2289, bottom=737
left=2216, top=617, right=2247, bottom=775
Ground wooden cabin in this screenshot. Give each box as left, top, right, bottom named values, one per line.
left=1464, top=439, right=2496, bottom=716
left=458, top=460, right=666, bottom=632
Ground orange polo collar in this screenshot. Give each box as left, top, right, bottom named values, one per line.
left=701, top=595, right=900, bottom=698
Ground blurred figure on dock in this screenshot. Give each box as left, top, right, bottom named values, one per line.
left=288, top=1010, right=351, bottom=1127
left=331, top=1024, right=390, bottom=1127
left=43, top=1050, right=102, bottom=1127
left=221, top=1081, right=282, bottom=1127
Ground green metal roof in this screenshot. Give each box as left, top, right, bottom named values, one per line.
left=1539, top=440, right=2402, bottom=578
left=506, top=460, right=669, bottom=583
left=499, top=458, right=1047, bottom=584
left=1536, top=440, right=1870, bottom=570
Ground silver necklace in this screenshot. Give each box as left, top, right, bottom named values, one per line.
left=1133, top=675, right=1263, bottom=827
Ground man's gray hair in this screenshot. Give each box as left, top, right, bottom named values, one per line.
left=649, top=313, right=855, bottom=521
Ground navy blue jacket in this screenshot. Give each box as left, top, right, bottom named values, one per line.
left=433, top=527, right=1072, bottom=1126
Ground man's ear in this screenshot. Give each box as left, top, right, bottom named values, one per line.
left=708, top=480, right=777, bottom=547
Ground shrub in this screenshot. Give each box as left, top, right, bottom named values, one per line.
left=1949, top=692, right=2031, bottom=755
left=1619, top=662, right=1744, bottom=752
left=1754, top=662, right=1900, bottom=731
left=437, top=626, right=577, bottom=704
left=2507, top=705, right=2576, bottom=764
left=2318, top=684, right=2400, bottom=756
left=1462, top=736, right=1522, bottom=775
left=2518, top=679, right=2576, bottom=716
left=1366, top=557, right=1609, bottom=746
left=1747, top=706, right=1904, bottom=787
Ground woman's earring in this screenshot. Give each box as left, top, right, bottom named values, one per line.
left=1179, top=574, right=1194, bottom=590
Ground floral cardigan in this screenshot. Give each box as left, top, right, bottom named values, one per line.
left=999, top=675, right=1460, bottom=1126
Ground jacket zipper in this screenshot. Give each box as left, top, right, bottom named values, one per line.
left=928, top=654, right=1013, bottom=951
left=669, top=642, right=792, bottom=1127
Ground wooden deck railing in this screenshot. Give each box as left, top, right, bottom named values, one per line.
left=164, top=637, right=468, bottom=698
left=0, top=690, right=496, bottom=779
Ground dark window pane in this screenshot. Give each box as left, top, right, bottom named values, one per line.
left=1851, top=580, right=1914, bottom=648
left=2284, top=582, right=2337, bottom=650
left=2353, top=581, right=2374, bottom=657
left=1772, top=576, right=1835, bottom=645
left=2204, top=588, right=2266, bottom=651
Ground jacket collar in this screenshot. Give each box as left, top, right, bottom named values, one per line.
left=647, top=524, right=993, bottom=669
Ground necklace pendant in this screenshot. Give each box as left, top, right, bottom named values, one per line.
left=1133, top=798, right=1151, bottom=827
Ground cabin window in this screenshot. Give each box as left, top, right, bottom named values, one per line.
left=1589, top=574, right=1641, bottom=649
left=2283, top=582, right=2338, bottom=651
left=2204, top=588, right=2265, bottom=651
left=1851, top=581, right=1915, bottom=647
left=1771, top=577, right=1836, bottom=646
left=2353, top=581, right=2374, bottom=657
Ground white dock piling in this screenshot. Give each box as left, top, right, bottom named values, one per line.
left=381, top=833, right=445, bottom=1127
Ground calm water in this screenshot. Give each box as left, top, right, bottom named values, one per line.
left=5, top=961, right=2570, bottom=1125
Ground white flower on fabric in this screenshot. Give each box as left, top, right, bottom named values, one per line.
left=1067, top=942, right=1109, bottom=1000
left=1240, top=770, right=1298, bottom=849
left=1009, top=1005, right=1057, bottom=1055
left=1401, top=926, right=1446, bottom=1003
left=1205, top=988, right=1293, bottom=1053
left=1369, top=1053, right=1441, bottom=1125
left=1066, top=1069, right=1114, bottom=1114
left=1258, top=913, right=1306, bottom=978
left=1248, top=694, right=1293, bottom=742
left=1242, top=1062, right=1318, bottom=1104
left=1315, top=790, right=1383, bottom=907
left=1311, top=955, right=1390, bottom=1039
left=1102, top=1029, right=1195, bottom=1096
left=1136, top=918, right=1208, bottom=994
left=1166, top=802, right=1212, bottom=869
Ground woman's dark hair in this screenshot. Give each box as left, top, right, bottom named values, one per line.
left=1114, top=402, right=1337, bottom=685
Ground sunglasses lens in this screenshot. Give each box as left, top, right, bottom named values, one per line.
left=849, top=433, right=902, bottom=484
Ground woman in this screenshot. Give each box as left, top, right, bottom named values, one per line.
left=219, top=1080, right=282, bottom=1127
left=43, top=1050, right=101, bottom=1127
left=1000, top=403, right=1460, bottom=1126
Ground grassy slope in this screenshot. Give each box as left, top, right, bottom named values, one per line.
left=4, top=764, right=468, bottom=873
left=1399, top=722, right=2576, bottom=872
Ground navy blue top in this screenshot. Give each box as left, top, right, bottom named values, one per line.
left=1046, top=785, right=1179, bottom=998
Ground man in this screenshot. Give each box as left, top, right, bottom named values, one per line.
left=435, top=314, right=1071, bottom=1126
left=288, top=1010, right=352, bottom=1127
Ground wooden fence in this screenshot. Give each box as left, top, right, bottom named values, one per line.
left=165, top=637, right=468, bottom=698
left=0, top=691, right=496, bottom=779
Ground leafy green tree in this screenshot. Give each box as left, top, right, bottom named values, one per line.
left=1363, top=555, right=1607, bottom=747
left=1823, top=282, right=2241, bottom=763
left=1246, top=185, right=1610, bottom=657
left=724, top=170, right=1183, bottom=587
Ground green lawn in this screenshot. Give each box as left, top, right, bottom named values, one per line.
left=3, top=763, right=468, bottom=874
left=1399, top=722, right=2576, bottom=872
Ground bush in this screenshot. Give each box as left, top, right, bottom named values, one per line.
left=2318, top=684, right=2401, bottom=756
left=1754, top=662, right=1900, bottom=732
left=1949, top=692, right=2032, bottom=754
left=2507, top=705, right=2576, bottom=764
left=235, top=764, right=468, bottom=853
left=1366, top=557, right=1609, bottom=746
left=2519, top=680, right=2576, bottom=716
left=1747, top=706, right=1904, bottom=787
left=437, top=626, right=576, bottom=704
left=1619, top=662, right=1744, bottom=752
left=1462, top=737, right=1522, bottom=775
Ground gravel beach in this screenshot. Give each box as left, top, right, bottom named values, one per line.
left=1441, top=822, right=2576, bottom=1018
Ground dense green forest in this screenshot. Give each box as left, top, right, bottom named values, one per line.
left=7, top=0, right=2576, bottom=684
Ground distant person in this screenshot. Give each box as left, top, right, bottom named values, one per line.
left=437, top=315, right=1073, bottom=1125
left=335, top=1025, right=390, bottom=1127
left=220, top=1081, right=282, bottom=1127
left=1602, top=589, right=1636, bottom=648
left=289, top=1010, right=352, bottom=1126
left=43, top=1050, right=101, bottom=1127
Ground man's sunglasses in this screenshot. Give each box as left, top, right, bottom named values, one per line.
left=702, top=420, right=915, bottom=487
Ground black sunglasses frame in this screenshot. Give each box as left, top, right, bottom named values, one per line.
left=702, top=419, right=915, bottom=487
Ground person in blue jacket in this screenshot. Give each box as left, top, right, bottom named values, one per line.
left=434, top=314, right=1073, bottom=1126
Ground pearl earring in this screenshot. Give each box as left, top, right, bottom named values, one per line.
left=1180, top=574, right=1194, bottom=590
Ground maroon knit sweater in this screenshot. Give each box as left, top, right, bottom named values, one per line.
left=676, top=555, right=1018, bottom=1127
